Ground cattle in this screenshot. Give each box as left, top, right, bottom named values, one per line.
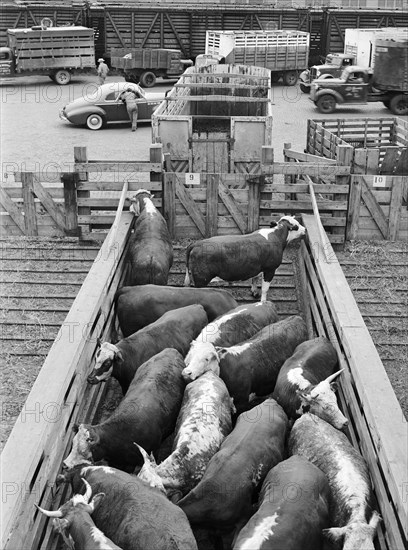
left=127, top=189, right=173, bottom=286
left=183, top=315, right=308, bottom=413
left=114, top=284, right=238, bottom=337
left=184, top=216, right=306, bottom=302
left=288, top=413, right=381, bottom=550
left=182, top=301, right=279, bottom=380
left=137, top=371, right=234, bottom=502
left=36, top=478, right=122, bottom=550
left=273, top=336, right=348, bottom=429
left=177, top=399, right=288, bottom=533
left=233, top=455, right=330, bottom=550
left=87, top=304, right=208, bottom=393
left=58, top=465, right=198, bottom=550
left=65, top=349, right=186, bottom=472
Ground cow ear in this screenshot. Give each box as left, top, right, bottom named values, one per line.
left=322, top=527, right=346, bottom=542
left=296, top=389, right=312, bottom=402
left=114, top=349, right=124, bottom=363
left=330, top=382, right=339, bottom=392
left=86, top=427, right=99, bottom=446
left=72, top=423, right=79, bottom=433
left=270, top=220, right=278, bottom=228
left=89, top=493, right=105, bottom=513
left=96, top=337, right=102, bottom=348
left=215, top=346, right=227, bottom=357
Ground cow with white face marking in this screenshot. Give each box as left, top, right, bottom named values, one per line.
left=177, top=399, right=288, bottom=534
left=36, top=478, right=122, bottom=550
left=65, top=349, right=186, bottom=472
left=183, top=316, right=308, bottom=413
left=288, top=413, right=381, bottom=550
left=127, top=189, right=173, bottom=286
left=58, top=465, right=198, bottom=550
left=273, top=337, right=348, bottom=430
left=182, top=301, right=279, bottom=381
left=87, top=304, right=208, bottom=393
left=233, top=455, right=330, bottom=550
left=184, top=216, right=306, bottom=302
left=137, top=371, right=234, bottom=502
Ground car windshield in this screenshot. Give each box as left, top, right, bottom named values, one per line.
left=85, top=83, right=144, bottom=102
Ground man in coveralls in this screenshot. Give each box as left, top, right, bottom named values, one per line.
left=118, top=87, right=139, bottom=132
left=97, top=58, right=109, bottom=85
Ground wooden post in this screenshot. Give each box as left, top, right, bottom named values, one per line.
left=62, top=173, right=79, bottom=237
left=74, top=146, right=89, bottom=237
left=248, top=176, right=261, bottom=233
left=261, top=146, right=274, bottom=223
left=150, top=144, right=164, bottom=221
left=163, top=173, right=176, bottom=239
left=283, top=142, right=294, bottom=185
left=388, top=177, right=403, bottom=242
left=335, top=144, right=353, bottom=243
left=346, top=176, right=362, bottom=241
left=21, top=172, right=38, bottom=236
left=206, top=174, right=218, bottom=237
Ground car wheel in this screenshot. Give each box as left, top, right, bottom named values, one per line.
left=283, top=71, right=298, bottom=86
left=316, top=94, right=336, bottom=114
left=389, top=94, right=408, bottom=116
left=53, top=70, right=71, bottom=85
left=300, top=83, right=310, bottom=94
left=139, top=71, right=156, bottom=88
left=86, top=113, right=104, bottom=130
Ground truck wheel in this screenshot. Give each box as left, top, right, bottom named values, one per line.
left=383, top=100, right=390, bottom=109
left=283, top=71, right=298, bottom=86
left=139, top=71, right=156, bottom=88
left=53, top=70, right=71, bottom=85
left=316, top=94, right=336, bottom=114
left=270, top=73, right=281, bottom=83
left=86, top=114, right=104, bottom=130
left=300, top=83, right=310, bottom=94
left=389, top=94, right=408, bottom=116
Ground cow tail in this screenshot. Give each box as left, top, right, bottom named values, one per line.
left=185, top=244, right=194, bottom=286
left=112, top=288, right=124, bottom=343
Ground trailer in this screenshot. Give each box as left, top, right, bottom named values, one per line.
left=152, top=64, right=273, bottom=173
left=196, top=29, right=310, bottom=86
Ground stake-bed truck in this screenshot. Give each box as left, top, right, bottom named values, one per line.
left=196, top=30, right=309, bottom=86
left=0, top=21, right=95, bottom=85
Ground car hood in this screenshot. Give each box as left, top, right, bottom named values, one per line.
left=313, top=77, right=343, bottom=85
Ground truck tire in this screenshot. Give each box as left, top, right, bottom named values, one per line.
left=53, top=70, right=71, bottom=85
left=316, top=94, right=336, bottom=114
left=300, top=83, right=310, bottom=94
left=139, top=71, right=156, bottom=88
left=270, top=73, right=281, bottom=83
left=389, top=94, right=408, bottom=116
left=86, top=114, right=105, bottom=130
left=283, top=71, right=298, bottom=86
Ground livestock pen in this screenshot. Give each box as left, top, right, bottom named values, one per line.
left=1, top=205, right=407, bottom=549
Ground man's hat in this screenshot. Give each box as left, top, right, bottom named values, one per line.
left=98, top=58, right=105, bottom=62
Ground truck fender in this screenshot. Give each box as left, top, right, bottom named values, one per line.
left=314, top=88, right=344, bottom=104
left=299, top=70, right=310, bottom=85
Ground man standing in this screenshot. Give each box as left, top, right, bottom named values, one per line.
left=97, top=58, right=109, bottom=85
left=118, top=87, right=139, bottom=132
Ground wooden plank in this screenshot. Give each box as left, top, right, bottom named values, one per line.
left=218, top=180, right=247, bottom=234
left=247, top=177, right=261, bottom=232
left=283, top=149, right=337, bottom=164
left=74, top=162, right=162, bottom=173
left=387, top=178, right=404, bottom=241
left=360, top=177, right=388, bottom=239
left=394, top=148, right=408, bottom=176
left=0, top=187, right=26, bottom=234
left=346, top=177, right=362, bottom=241
left=163, top=173, right=176, bottom=239
left=165, top=95, right=269, bottom=103
left=206, top=174, right=218, bottom=237
left=175, top=177, right=206, bottom=237
left=262, top=163, right=350, bottom=176
left=62, top=173, right=79, bottom=237
left=379, top=147, right=401, bottom=174
left=31, top=179, right=66, bottom=231
left=75, top=147, right=90, bottom=234
left=260, top=200, right=348, bottom=211
left=21, top=173, right=38, bottom=237
left=107, top=179, right=129, bottom=249
left=262, top=183, right=350, bottom=193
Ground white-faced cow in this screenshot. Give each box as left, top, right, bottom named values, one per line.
left=65, top=349, right=186, bottom=472
left=87, top=304, right=208, bottom=393
left=182, top=301, right=279, bottom=380
left=184, top=216, right=306, bottom=302
left=233, top=455, right=330, bottom=550
left=178, top=399, right=288, bottom=534
left=58, top=465, right=198, bottom=550
left=273, top=337, right=348, bottom=430
left=114, top=284, right=238, bottom=337
left=137, top=371, right=234, bottom=502
left=127, top=189, right=173, bottom=286
left=289, top=413, right=381, bottom=550
left=36, top=478, right=122, bottom=550
left=183, top=315, right=308, bottom=413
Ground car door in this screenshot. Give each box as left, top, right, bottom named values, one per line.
left=95, top=90, right=124, bottom=121
left=343, top=72, right=368, bottom=103
left=133, top=90, right=148, bottom=121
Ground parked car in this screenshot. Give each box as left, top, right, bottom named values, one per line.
left=59, top=81, right=162, bottom=130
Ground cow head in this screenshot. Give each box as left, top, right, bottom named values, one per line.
left=323, top=511, right=381, bottom=550
left=36, top=478, right=105, bottom=547
left=129, top=189, right=154, bottom=216
left=87, top=341, right=123, bottom=385
left=182, top=341, right=220, bottom=381
left=296, top=369, right=348, bottom=430
left=63, top=425, right=99, bottom=469
left=279, top=216, right=306, bottom=243
left=135, top=443, right=166, bottom=494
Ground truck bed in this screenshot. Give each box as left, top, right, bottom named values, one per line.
left=111, top=48, right=182, bottom=71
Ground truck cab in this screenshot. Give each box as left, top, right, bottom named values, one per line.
left=0, top=47, right=14, bottom=77
left=299, top=53, right=355, bottom=93
left=310, top=65, right=370, bottom=113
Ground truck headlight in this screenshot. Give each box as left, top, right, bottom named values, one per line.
left=316, top=70, right=321, bottom=77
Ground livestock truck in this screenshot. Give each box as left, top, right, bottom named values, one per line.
left=300, top=27, right=408, bottom=93
left=310, top=31, right=408, bottom=116
left=195, top=30, right=309, bottom=86
left=0, top=21, right=95, bottom=85
left=110, top=48, right=193, bottom=87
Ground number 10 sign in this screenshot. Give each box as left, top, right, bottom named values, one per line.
left=373, top=175, right=387, bottom=188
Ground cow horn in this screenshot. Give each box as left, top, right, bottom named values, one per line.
left=134, top=442, right=157, bottom=467
left=35, top=504, right=63, bottom=518
left=81, top=478, right=93, bottom=503
left=325, top=369, right=344, bottom=384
